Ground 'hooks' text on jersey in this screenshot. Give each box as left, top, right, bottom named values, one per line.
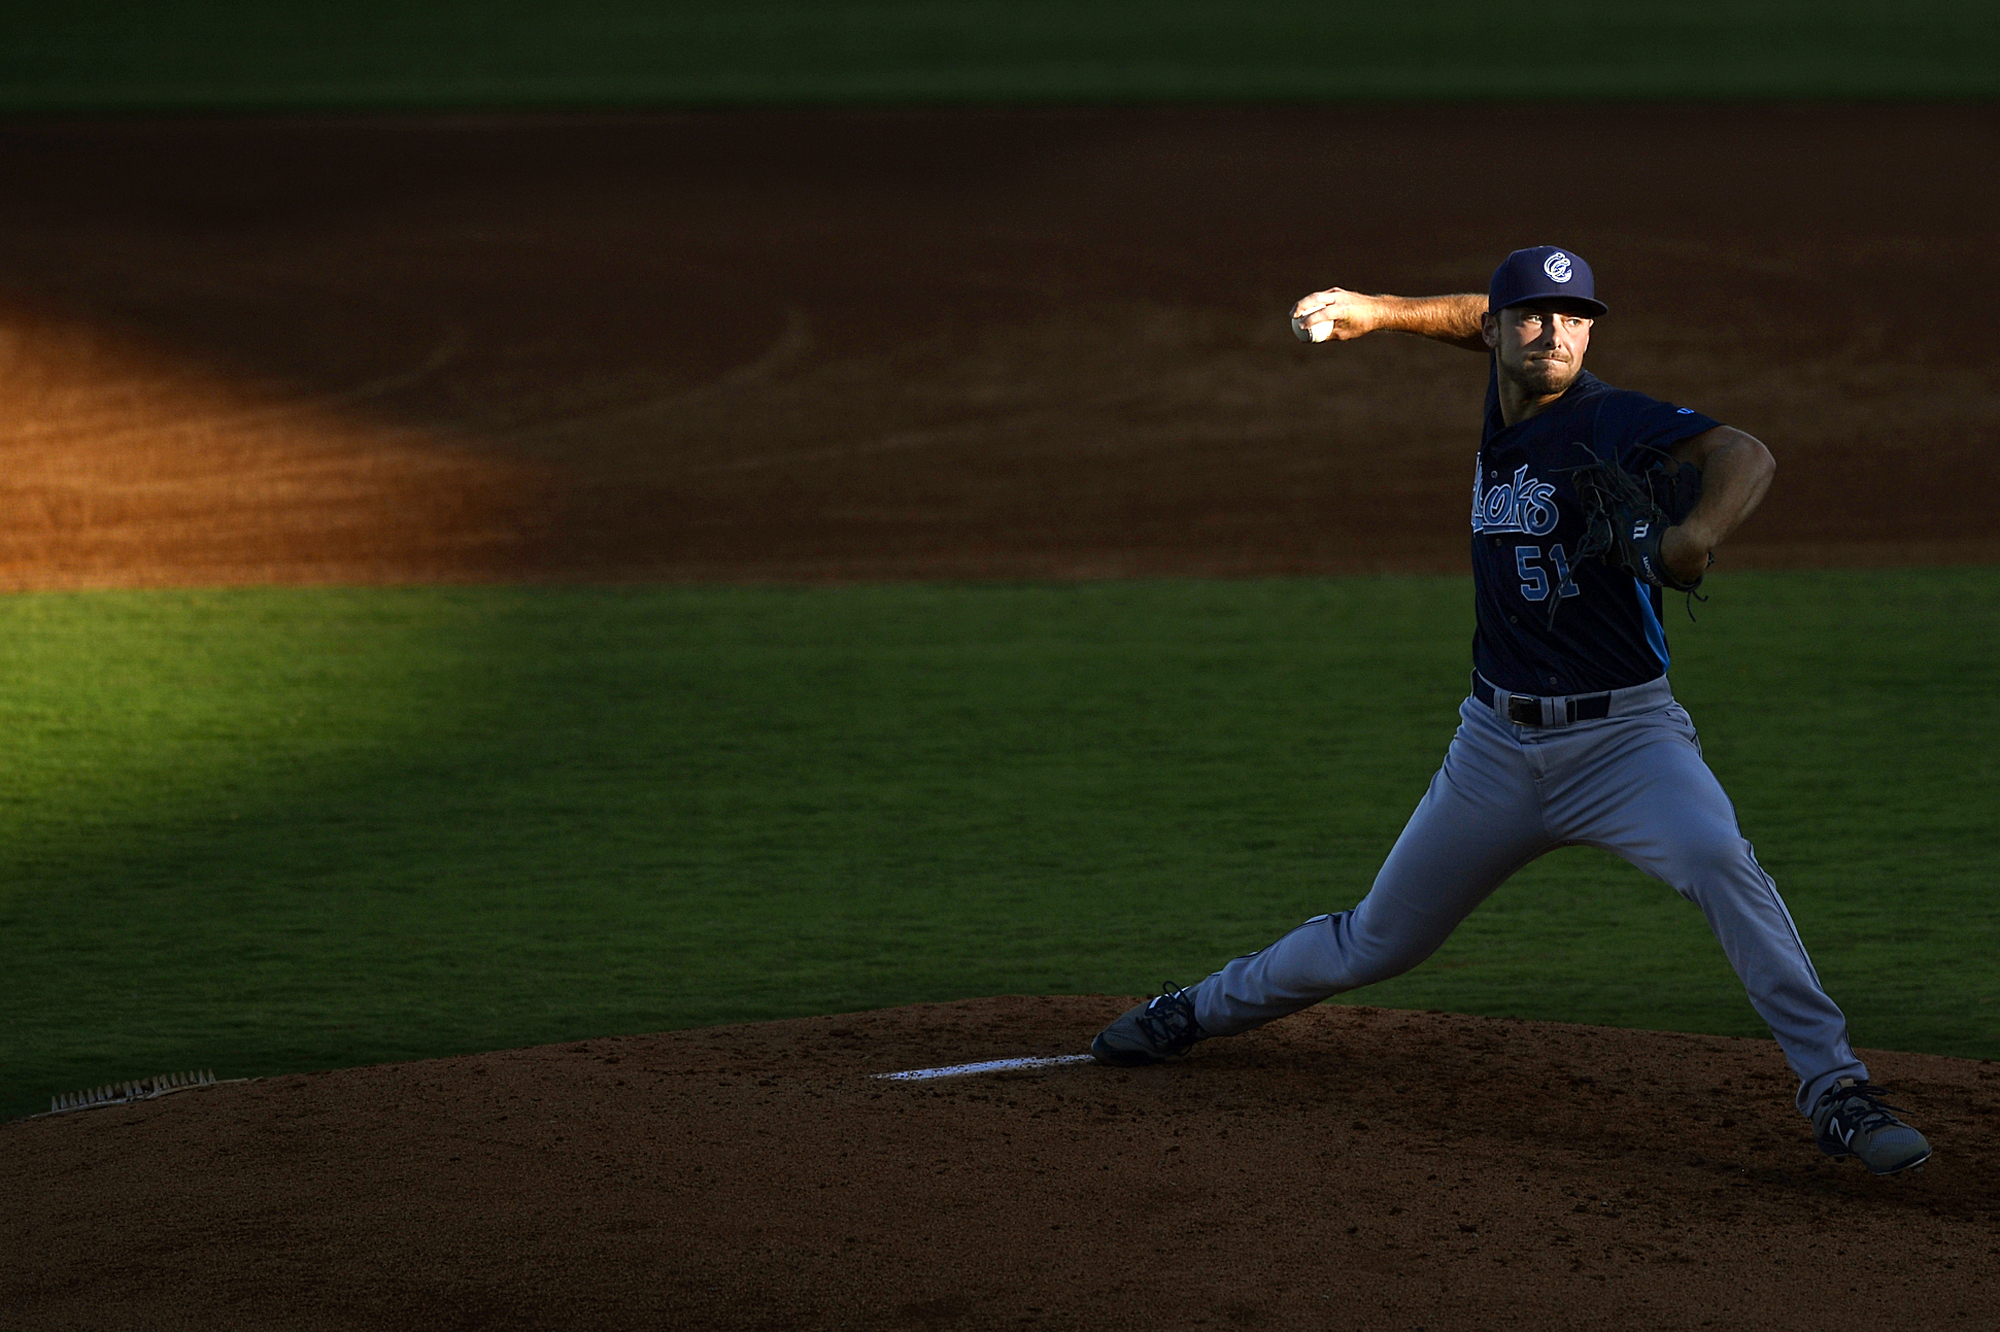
left=1470, top=462, right=1560, bottom=536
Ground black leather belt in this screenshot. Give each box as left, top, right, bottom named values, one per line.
left=1474, top=671, right=1612, bottom=727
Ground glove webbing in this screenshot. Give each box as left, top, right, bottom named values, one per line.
left=1552, top=441, right=1709, bottom=629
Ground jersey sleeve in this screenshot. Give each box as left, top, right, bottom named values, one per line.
left=1596, top=391, right=1720, bottom=523
left=1602, top=390, right=1721, bottom=460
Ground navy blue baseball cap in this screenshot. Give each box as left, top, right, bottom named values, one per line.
left=1488, top=246, right=1607, bottom=317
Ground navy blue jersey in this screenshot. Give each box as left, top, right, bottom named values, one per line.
left=1470, top=367, right=1719, bottom=695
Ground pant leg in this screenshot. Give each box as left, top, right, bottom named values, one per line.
left=1193, top=698, right=1554, bottom=1036
left=1541, top=701, right=1868, bottom=1115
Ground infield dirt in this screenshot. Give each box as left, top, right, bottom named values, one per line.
left=1, top=106, right=1996, bottom=587
left=3, top=107, right=1997, bottom=1330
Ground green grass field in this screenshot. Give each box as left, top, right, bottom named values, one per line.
left=2, top=570, right=1994, bottom=1120
left=2, top=1, right=1996, bottom=111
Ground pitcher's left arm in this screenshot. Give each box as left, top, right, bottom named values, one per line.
left=1663, top=426, right=1776, bottom=586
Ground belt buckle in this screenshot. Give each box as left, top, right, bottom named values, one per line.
left=1505, top=693, right=1541, bottom=726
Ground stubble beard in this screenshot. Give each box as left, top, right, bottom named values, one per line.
left=1501, top=353, right=1582, bottom=398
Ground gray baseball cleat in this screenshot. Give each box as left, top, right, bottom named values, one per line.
left=1090, top=983, right=1207, bottom=1066
left=1811, top=1079, right=1932, bottom=1176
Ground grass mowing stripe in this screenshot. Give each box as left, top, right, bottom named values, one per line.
left=0, top=571, right=1993, bottom=1120
left=2, top=1, right=1997, bottom=111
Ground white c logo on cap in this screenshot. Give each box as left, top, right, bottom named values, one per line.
left=1543, top=252, right=1573, bottom=283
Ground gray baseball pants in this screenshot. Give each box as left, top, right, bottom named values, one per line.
left=1186, top=675, right=1866, bottom=1116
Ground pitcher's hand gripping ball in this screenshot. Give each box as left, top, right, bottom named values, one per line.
left=1289, top=288, right=1370, bottom=343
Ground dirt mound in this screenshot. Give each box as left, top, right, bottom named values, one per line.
left=7, top=997, right=1996, bottom=1330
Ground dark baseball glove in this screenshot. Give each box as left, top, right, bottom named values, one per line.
left=1565, top=444, right=1707, bottom=594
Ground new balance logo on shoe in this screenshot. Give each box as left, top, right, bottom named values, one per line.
left=1812, top=1080, right=1931, bottom=1176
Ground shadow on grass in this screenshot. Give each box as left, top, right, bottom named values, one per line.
left=2, top=571, right=1994, bottom=1119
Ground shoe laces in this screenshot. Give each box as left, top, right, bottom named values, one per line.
left=1138, top=983, right=1201, bottom=1054
left=1821, top=1082, right=1911, bottom=1134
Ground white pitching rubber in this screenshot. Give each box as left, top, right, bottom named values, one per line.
left=874, top=1054, right=1096, bottom=1082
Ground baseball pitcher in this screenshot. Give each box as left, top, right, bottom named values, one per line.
left=1090, top=246, right=1931, bottom=1177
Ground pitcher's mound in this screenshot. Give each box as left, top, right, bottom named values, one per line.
left=7, top=996, right=1997, bottom=1330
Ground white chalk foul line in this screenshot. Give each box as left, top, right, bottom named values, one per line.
left=874, top=1054, right=1096, bottom=1082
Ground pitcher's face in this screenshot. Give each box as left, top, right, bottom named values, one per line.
left=1483, top=302, right=1594, bottom=397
